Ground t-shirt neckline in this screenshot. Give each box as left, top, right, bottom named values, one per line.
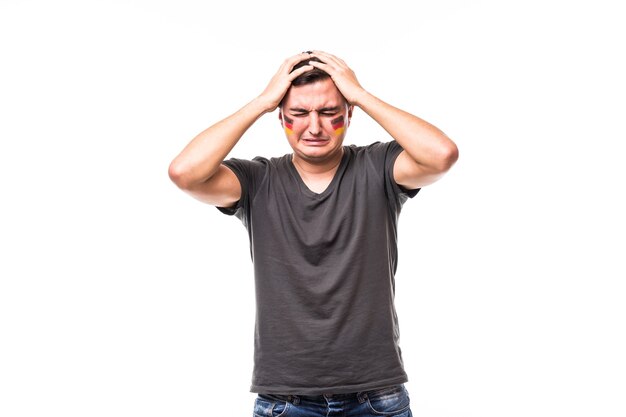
left=287, top=147, right=349, bottom=198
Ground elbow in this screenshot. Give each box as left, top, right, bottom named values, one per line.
left=435, top=140, right=459, bottom=173
left=168, top=159, right=194, bottom=190
left=445, top=141, right=460, bottom=169
left=169, top=157, right=218, bottom=191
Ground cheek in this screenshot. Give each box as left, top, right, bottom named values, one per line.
left=331, top=115, right=346, bottom=136
left=288, top=120, right=307, bottom=135
left=282, top=115, right=294, bottom=135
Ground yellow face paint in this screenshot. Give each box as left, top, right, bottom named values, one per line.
left=283, top=115, right=294, bottom=135
left=331, top=115, right=345, bottom=136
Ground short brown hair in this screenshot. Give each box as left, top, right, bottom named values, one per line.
left=290, top=56, right=329, bottom=86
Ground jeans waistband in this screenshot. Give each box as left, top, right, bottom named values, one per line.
left=261, top=384, right=405, bottom=406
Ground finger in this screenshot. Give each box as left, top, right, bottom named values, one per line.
left=280, top=54, right=309, bottom=73
left=311, top=50, right=343, bottom=65
left=287, top=64, right=314, bottom=81
left=309, top=50, right=332, bottom=63
left=307, top=59, right=336, bottom=73
left=279, top=52, right=314, bottom=73
left=309, top=51, right=344, bottom=70
left=291, top=51, right=313, bottom=62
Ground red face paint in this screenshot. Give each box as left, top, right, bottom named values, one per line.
left=331, top=115, right=345, bottom=135
left=283, top=114, right=294, bottom=134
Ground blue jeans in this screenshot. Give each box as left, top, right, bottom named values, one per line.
left=253, top=384, right=412, bottom=417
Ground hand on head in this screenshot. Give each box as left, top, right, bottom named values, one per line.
left=304, top=51, right=366, bottom=105
left=258, top=51, right=366, bottom=113
left=258, top=52, right=314, bottom=112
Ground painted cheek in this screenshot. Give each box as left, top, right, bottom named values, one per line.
left=331, top=115, right=345, bottom=136
left=283, top=115, right=294, bottom=135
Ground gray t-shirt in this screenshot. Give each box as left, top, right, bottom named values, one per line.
left=218, top=140, right=419, bottom=395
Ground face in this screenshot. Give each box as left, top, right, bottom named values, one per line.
left=279, top=78, right=352, bottom=164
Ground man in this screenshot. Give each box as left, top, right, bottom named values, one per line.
left=169, top=51, right=458, bottom=417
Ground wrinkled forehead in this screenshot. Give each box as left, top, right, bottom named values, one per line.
left=283, top=79, right=346, bottom=110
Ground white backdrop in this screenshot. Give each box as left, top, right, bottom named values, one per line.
left=1, top=1, right=624, bottom=416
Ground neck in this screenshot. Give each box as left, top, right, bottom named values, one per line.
left=292, top=147, right=344, bottom=177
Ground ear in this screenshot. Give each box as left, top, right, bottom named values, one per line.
left=347, top=105, right=354, bottom=126
left=278, top=109, right=284, bottom=125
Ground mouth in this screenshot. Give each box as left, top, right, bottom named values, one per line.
left=301, top=138, right=330, bottom=146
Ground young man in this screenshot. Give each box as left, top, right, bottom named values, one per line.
left=169, top=51, right=458, bottom=417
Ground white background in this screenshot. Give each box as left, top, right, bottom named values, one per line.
left=1, top=0, right=624, bottom=416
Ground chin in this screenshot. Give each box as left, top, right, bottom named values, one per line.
left=301, top=141, right=341, bottom=155
left=298, top=151, right=327, bottom=161
left=299, top=145, right=335, bottom=158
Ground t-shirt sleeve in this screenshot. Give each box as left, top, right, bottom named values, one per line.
left=383, top=140, right=420, bottom=203
left=362, top=140, right=419, bottom=215
left=215, top=157, right=267, bottom=221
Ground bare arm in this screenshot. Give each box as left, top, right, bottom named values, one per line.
left=309, top=51, right=459, bottom=189
left=355, top=93, right=458, bottom=189
left=168, top=53, right=313, bottom=206
left=168, top=98, right=267, bottom=207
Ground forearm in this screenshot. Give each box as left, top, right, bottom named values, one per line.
left=355, top=91, right=457, bottom=171
left=169, top=97, right=270, bottom=188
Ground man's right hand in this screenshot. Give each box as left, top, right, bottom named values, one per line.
left=257, top=52, right=314, bottom=112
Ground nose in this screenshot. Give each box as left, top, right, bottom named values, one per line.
left=307, top=112, right=322, bottom=136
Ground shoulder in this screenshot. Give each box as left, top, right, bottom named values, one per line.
left=345, top=141, right=400, bottom=154
left=222, top=153, right=295, bottom=191
left=266, top=153, right=293, bottom=168
left=224, top=153, right=290, bottom=172
left=344, top=141, right=403, bottom=165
